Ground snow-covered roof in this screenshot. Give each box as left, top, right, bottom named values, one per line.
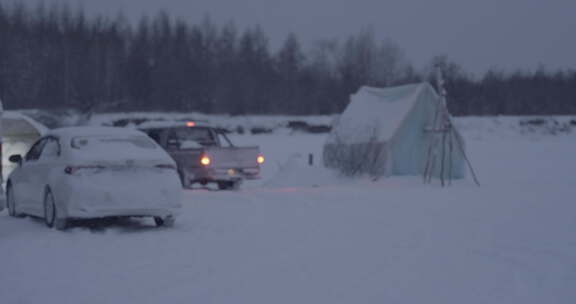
left=3, top=111, right=48, bottom=137
left=328, top=83, right=438, bottom=144
left=47, top=127, right=174, bottom=163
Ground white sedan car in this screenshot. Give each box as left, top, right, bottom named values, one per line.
left=5, top=127, right=182, bottom=229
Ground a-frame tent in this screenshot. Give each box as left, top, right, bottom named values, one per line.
left=323, top=82, right=467, bottom=180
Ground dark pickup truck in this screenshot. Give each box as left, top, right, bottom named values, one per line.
left=139, top=121, right=264, bottom=190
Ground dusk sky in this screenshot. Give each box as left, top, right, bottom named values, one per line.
left=15, top=0, right=576, bottom=75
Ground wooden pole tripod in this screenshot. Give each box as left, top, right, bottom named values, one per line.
left=423, top=67, right=480, bottom=187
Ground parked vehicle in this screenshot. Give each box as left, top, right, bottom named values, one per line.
left=139, top=121, right=264, bottom=190
left=0, top=110, right=48, bottom=212
left=2, top=111, right=47, bottom=182
left=6, top=127, right=182, bottom=229
left=0, top=99, right=4, bottom=212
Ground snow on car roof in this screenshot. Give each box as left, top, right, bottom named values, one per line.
left=50, top=127, right=175, bottom=163
left=48, top=126, right=146, bottom=139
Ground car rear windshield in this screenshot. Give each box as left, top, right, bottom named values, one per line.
left=71, top=135, right=157, bottom=150
left=170, top=127, right=216, bottom=146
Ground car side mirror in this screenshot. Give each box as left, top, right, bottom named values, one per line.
left=9, top=154, right=23, bottom=165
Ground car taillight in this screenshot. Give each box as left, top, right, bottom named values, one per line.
left=155, top=164, right=177, bottom=170
left=64, top=165, right=105, bottom=175
left=257, top=154, right=265, bottom=164
left=200, top=155, right=211, bottom=166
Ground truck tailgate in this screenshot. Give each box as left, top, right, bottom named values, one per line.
left=205, top=146, right=260, bottom=168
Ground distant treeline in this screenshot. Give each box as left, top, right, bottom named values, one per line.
left=1, top=2, right=575, bottom=116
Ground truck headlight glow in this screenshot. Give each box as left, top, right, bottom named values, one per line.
left=200, top=155, right=211, bottom=166
left=257, top=155, right=265, bottom=164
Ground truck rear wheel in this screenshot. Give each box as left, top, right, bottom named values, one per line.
left=217, top=181, right=240, bottom=190
left=178, top=170, right=191, bottom=189
left=154, top=216, right=175, bottom=227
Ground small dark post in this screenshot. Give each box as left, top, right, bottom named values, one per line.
left=308, top=153, right=314, bottom=166
left=0, top=98, right=3, bottom=186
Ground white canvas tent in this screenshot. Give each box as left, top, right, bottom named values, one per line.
left=323, top=82, right=466, bottom=180
left=2, top=111, right=47, bottom=182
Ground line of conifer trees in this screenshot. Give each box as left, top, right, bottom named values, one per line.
left=1, top=2, right=575, bottom=116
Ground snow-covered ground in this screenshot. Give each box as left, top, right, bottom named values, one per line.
left=1, top=117, right=576, bottom=304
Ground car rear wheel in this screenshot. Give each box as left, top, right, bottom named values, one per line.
left=44, top=190, right=68, bottom=230
left=154, top=216, right=175, bottom=227
left=6, top=184, right=24, bottom=218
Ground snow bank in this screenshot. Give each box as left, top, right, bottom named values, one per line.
left=454, top=115, right=576, bottom=140
left=90, top=111, right=335, bottom=134
left=264, top=153, right=345, bottom=188
left=1, top=126, right=576, bottom=304
left=15, top=109, right=576, bottom=139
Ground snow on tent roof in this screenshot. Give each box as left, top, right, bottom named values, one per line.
left=2, top=111, right=48, bottom=137
left=48, top=127, right=173, bottom=162
left=329, top=83, right=435, bottom=144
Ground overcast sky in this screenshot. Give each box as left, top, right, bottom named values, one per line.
left=15, top=0, right=576, bottom=75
